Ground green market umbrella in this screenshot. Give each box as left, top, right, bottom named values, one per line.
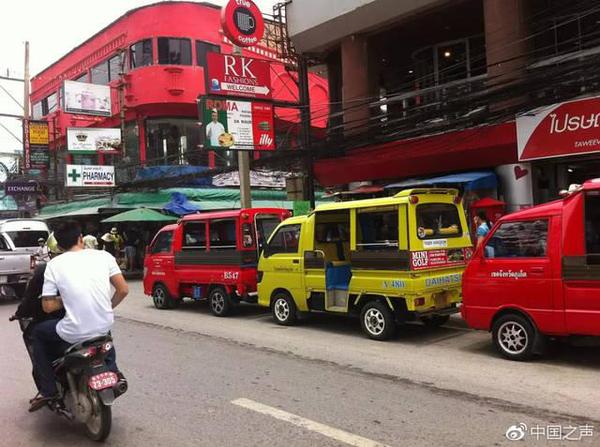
left=101, top=208, right=178, bottom=223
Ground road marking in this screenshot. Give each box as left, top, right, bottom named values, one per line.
left=231, top=398, right=391, bottom=447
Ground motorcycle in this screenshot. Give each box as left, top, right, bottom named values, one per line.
left=10, top=316, right=127, bottom=441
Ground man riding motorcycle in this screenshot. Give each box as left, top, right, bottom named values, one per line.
left=11, top=233, right=64, bottom=393
left=29, top=221, right=129, bottom=412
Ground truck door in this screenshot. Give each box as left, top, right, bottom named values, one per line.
left=148, top=230, right=176, bottom=295
left=563, top=191, right=600, bottom=335
left=476, top=218, right=557, bottom=332
left=261, top=223, right=304, bottom=301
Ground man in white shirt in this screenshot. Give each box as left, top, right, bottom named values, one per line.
left=206, top=109, right=225, bottom=147
left=29, top=221, right=129, bottom=410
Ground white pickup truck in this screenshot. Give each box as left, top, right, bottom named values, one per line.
left=0, top=219, right=49, bottom=298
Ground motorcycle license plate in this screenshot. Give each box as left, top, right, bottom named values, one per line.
left=88, top=372, right=118, bottom=390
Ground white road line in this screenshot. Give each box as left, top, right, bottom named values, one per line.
left=231, top=398, right=392, bottom=447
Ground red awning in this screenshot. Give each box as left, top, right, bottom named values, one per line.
left=314, top=122, right=517, bottom=186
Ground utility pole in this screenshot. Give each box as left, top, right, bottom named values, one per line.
left=298, top=56, right=315, bottom=209
left=233, top=44, right=252, bottom=209
left=23, top=42, right=30, bottom=120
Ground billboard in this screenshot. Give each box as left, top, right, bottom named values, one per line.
left=65, top=165, right=115, bottom=187
left=67, top=128, right=121, bottom=153
left=23, top=120, right=50, bottom=170
left=63, top=80, right=111, bottom=116
left=206, top=53, right=271, bottom=100
left=201, top=97, right=275, bottom=150
left=517, top=95, right=600, bottom=161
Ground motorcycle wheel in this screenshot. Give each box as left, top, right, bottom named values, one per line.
left=84, top=390, right=112, bottom=442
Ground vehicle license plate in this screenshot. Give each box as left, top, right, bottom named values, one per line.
left=88, top=371, right=118, bottom=390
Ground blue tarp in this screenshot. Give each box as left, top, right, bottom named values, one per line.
left=385, top=171, right=497, bottom=191
left=163, top=192, right=201, bottom=216
left=135, top=166, right=213, bottom=187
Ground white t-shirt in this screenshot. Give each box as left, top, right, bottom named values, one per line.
left=206, top=121, right=225, bottom=146
left=42, top=249, right=121, bottom=344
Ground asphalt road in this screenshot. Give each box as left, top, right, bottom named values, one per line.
left=0, top=282, right=598, bottom=446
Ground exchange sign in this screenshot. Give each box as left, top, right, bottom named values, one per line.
left=65, top=165, right=115, bottom=187
left=201, top=97, right=275, bottom=150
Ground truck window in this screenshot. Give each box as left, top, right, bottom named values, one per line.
left=356, top=208, right=398, bottom=250
left=151, top=231, right=173, bottom=254
left=484, top=220, right=548, bottom=258
left=0, top=236, right=10, bottom=251
left=256, top=216, right=281, bottom=248
left=416, top=204, right=461, bottom=239
left=209, top=219, right=237, bottom=250
left=585, top=193, right=600, bottom=255
left=267, top=224, right=301, bottom=254
left=183, top=222, right=206, bottom=250
left=6, top=231, right=48, bottom=248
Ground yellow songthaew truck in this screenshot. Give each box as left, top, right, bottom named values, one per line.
left=257, top=188, right=473, bottom=340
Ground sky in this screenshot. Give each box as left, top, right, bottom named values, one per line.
left=0, top=0, right=278, bottom=153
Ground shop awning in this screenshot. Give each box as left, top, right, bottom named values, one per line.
left=385, top=171, right=497, bottom=191
left=314, top=122, right=517, bottom=186
left=101, top=208, right=177, bottom=223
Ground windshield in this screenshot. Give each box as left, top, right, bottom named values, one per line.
left=5, top=231, right=49, bottom=248
left=416, top=204, right=462, bottom=239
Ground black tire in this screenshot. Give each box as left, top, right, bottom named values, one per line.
left=421, top=315, right=450, bottom=327
left=152, top=284, right=174, bottom=310
left=13, top=284, right=26, bottom=300
left=492, top=313, right=537, bottom=361
left=208, top=286, right=233, bottom=317
left=360, top=301, right=396, bottom=341
left=84, top=392, right=112, bottom=442
left=271, top=291, right=297, bottom=326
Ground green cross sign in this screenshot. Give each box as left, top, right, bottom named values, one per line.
left=68, top=168, right=81, bottom=183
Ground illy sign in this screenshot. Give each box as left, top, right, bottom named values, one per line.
left=221, top=0, right=265, bottom=47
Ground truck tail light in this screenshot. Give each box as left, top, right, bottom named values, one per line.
left=454, top=195, right=462, bottom=204
left=409, top=195, right=419, bottom=204
left=415, top=297, right=425, bottom=307
left=257, top=271, right=263, bottom=283
left=30, top=255, right=35, bottom=271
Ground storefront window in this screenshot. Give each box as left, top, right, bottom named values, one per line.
left=71, top=154, right=98, bottom=165
left=158, top=38, right=192, bottom=65
left=196, top=41, right=220, bottom=66
left=130, top=39, right=153, bottom=69
left=145, top=118, right=207, bottom=166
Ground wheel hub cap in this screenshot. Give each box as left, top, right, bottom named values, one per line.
left=498, top=322, right=528, bottom=354
left=275, top=299, right=289, bottom=320
left=365, top=309, right=385, bottom=335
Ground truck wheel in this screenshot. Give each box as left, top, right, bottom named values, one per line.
left=421, top=315, right=450, bottom=327
left=492, top=313, right=537, bottom=361
left=152, top=284, right=174, bottom=310
left=271, top=292, right=297, bottom=326
left=360, top=301, right=396, bottom=341
left=208, top=286, right=233, bottom=317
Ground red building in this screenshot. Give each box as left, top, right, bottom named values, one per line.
left=30, top=1, right=328, bottom=183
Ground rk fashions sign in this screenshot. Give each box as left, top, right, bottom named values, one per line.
left=517, top=95, right=600, bottom=161
left=66, top=164, right=115, bottom=187
left=206, top=52, right=271, bottom=100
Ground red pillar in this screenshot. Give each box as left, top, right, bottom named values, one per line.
left=484, top=0, right=530, bottom=108
left=138, top=116, right=146, bottom=164
left=341, top=35, right=371, bottom=135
